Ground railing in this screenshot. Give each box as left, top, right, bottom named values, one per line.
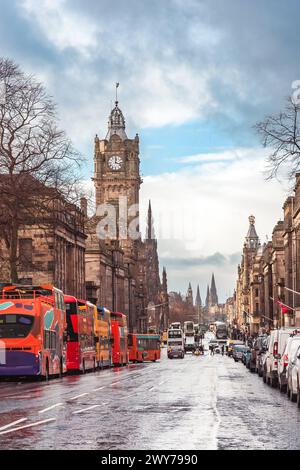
left=1, top=285, right=54, bottom=300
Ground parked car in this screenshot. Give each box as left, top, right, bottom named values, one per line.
left=264, top=328, right=295, bottom=388
left=242, top=347, right=252, bottom=369
left=291, top=344, right=300, bottom=407
left=278, top=334, right=300, bottom=393
left=227, top=340, right=244, bottom=357
left=251, top=335, right=267, bottom=374
left=287, top=342, right=300, bottom=403
left=262, top=336, right=271, bottom=383
left=233, top=345, right=248, bottom=362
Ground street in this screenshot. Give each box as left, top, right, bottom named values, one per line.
left=0, top=350, right=300, bottom=450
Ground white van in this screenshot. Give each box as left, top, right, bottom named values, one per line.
left=265, top=328, right=295, bottom=387
left=278, top=334, right=300, bottom=393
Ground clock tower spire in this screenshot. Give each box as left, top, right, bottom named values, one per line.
left=93, top=95, right=142, bottom=254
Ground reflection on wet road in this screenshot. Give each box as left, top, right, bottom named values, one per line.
left=0, top=351, right=299, bottom=450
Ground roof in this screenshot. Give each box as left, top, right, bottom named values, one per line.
left=105, top=101, right=128, bottom=141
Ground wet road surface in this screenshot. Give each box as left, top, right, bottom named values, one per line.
left=0, top=350, right=299, bottom=450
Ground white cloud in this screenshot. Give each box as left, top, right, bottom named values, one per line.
left=20, top=0, right=98, bottom=57
left=139, top=147, right=289, bottom=299
left=178, top=147, right=263, bottom=163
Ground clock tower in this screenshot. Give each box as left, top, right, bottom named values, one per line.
left=86, top=94, right=169, bottom=333
left=93, top=100, right=142, bottom=258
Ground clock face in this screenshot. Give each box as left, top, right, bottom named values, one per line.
left=108, top=155, right=123, bottom=171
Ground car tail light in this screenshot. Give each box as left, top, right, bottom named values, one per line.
left=283, top=354, right=288, bottom=367
left=273, top=341, right=278, bottom=357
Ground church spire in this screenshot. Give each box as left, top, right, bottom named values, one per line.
left=186, top=282, right=193, bottom=306
left=162, top=267, right=168, bottom=292
left=205, top=284, right=210, bottom=308
left=210, top=273, right=218, bottom=305
left=195, top=285, right=202, bottom=307
left=146, top=200, right=155, bottom=240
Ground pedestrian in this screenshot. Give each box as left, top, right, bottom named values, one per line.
left=221, top=344, right=225, bottom=356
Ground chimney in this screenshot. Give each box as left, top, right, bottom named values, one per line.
left=80, top=197, right=88, bottom=217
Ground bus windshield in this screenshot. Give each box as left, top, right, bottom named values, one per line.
left=0, top=314, right=35, bottom=338
left=168, top=329, right=182, bottom=338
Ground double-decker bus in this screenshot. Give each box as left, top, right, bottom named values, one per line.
left=183, top=321, right=195, bottom=352
left=64, top=296, right=97, bottom=373
left=167, top=327, right=184, bottom=359
left=128, top=333, right=161, bottom=362
left=94, top=306, right=111, bottom=368
left=110, top=312, right=128, bottom=367
left=0, top=285, right=66, bottom=379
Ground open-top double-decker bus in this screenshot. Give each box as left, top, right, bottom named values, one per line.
left=0, top=285, right=66, bottom=379
left=110, top=312, right=128, bottom=367
left=94, top=306, right=111, bottom=368
left=64, top=296, right=97, bottom=373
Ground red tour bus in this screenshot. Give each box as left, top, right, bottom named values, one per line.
left=0, top=285, right=66, bottom=379
left=64, top=296, right=97, bottom=373
left=128, top=334, right=161, bottom=363
left=110, top=312, right=128, bottom=367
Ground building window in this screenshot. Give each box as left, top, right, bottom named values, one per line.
left=255, top=288, right=259, bottom=297
left=256, top=303, right=259, bottom=314
left=19, top=238, right=33, bottom=270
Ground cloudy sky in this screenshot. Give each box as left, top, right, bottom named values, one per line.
left=0, top=0, right=299, bottom=301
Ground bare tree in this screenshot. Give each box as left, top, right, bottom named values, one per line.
left=255, top=97, right=300, bottom=180
left=0, top=58, right=83, bottom=282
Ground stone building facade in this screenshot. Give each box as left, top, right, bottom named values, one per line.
left=0, top=197, right=86, bottom=299
left=233, top=176, right=300, bottom=335
left=85, top=99, right=168, bottom=333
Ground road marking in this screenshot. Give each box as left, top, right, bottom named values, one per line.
left=120, top=393, right=136, bottom=400
left=0, top=417, right=28, bottom=431
left=39, top=403, right=64, bottom=414
left=158, top=381, right=165, bottom=386
left=69, top=393, right=89, bottom=401
left=148, top=386, right=155, bottom=391
left=111, top=381, right=121, bottom=386
left=92, top=386, right=105, bottom=392
left=72, top=403, right=107, bottom=415
left=0, top=418, right=56, bottom=436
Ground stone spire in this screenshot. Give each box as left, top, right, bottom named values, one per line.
left=195, top=285, right=202, bottom=307
left=186, top=282, right=193, bottom=306
left=210, top=273, right=218, bottom=305
left=205, top=285, right=210, bottom=308
left=162, top=267, right=168, bottom=292
left=106, top=99, right=128, bottom=141
left=146, top=200, right=155, bottom=240
left=245, top=215, right=259, bottom=250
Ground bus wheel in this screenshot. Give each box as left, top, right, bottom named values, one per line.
left=152, top=354, right=157, bottom=362
left=82, top=360, right=86, bottom=374
left=93, top=359, right=96, bottom=372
